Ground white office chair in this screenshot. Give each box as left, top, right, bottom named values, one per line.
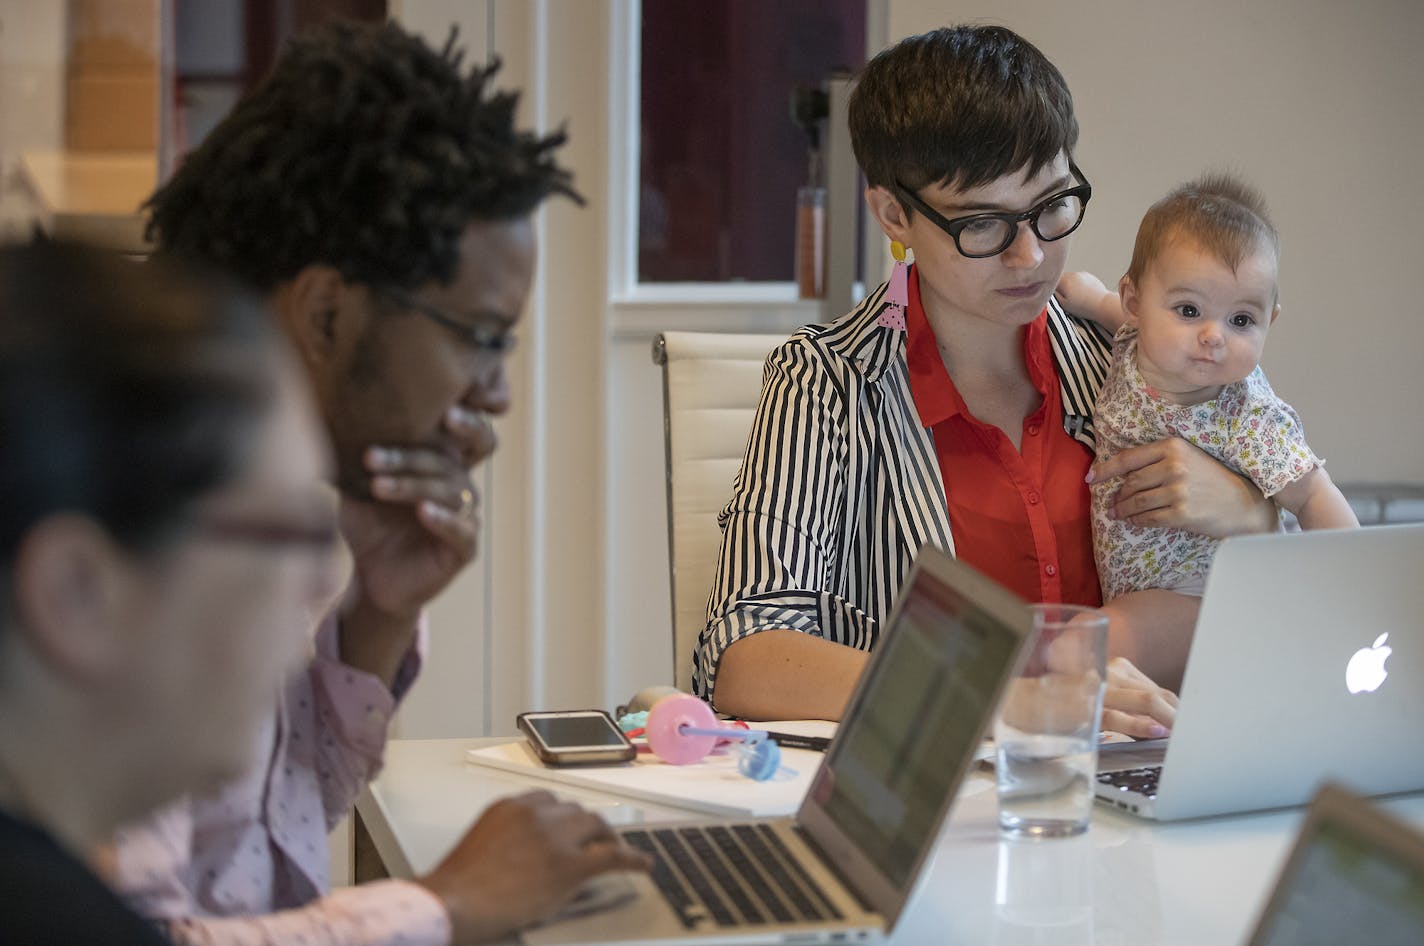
left=652, top=331, right=786, bottom=691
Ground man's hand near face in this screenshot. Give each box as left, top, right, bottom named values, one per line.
left=338, top=404, right=494, bottom=689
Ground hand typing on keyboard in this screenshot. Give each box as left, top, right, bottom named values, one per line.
left=416, top=789, right=652, bottom=943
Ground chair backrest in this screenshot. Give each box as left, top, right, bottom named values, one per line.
left=653, top=331, right=786, bottom=691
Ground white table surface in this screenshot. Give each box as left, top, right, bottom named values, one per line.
left=358, top=738, right=1424, bottom=945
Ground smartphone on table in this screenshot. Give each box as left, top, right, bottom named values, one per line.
left=516, top=709, right=637, bottom=766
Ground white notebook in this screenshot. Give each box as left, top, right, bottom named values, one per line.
left=465, top=720, right=836, bottom=818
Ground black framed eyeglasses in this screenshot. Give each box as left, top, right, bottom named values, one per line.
left=895, top=164, right=1092, bottom=259
left=373, top=286, right=517, bottom=356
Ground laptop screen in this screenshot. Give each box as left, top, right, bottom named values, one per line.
left=814, top=560, right=1021, bottom=890
left=1250, top=809, right=1424, bottom=946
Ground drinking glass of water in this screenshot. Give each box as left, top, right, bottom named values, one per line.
left=994, top=604, right=1108, bottom=838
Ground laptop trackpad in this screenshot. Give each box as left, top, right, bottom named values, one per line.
left=1097, top=738, right=1168, bottom=772
left=546, top=873, right=640, bottom=923
left=523, top=872, right=699, bottom=944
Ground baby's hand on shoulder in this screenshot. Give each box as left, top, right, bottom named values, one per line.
left=1054, top=271, right=1123, bottom=330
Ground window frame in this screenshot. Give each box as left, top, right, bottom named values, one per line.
left=606, top=0, right=887, bottom=334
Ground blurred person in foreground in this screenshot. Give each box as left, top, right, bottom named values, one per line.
left=0, top=240, right=337, bottom=944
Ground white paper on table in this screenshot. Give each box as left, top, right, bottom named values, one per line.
left=465, top=736, right=823, bottom=818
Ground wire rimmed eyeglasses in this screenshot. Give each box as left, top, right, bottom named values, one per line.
left=372, top=286, right=517, bottom=356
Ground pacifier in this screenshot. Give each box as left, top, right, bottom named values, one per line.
left=644, top=692, right=793, bottom=782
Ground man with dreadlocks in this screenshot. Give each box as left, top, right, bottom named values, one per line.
left=107, top=21, right=647, bottom=946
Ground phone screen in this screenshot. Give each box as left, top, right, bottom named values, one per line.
left=527, top=714, right=627, bottom=749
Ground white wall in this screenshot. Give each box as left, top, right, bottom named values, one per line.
left=891, top=0, right=1424, bottom=482
left=391, top=0, right=620, bottom=735
left=387, top=0, right=498, bottom=738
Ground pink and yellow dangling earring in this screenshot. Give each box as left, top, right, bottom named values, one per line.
left=877, top=240, right=909, bottom=330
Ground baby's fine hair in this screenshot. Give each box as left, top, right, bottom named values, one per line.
left=1126, top=173, right=1280, bottom=286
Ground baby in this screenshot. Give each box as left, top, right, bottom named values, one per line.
left=1058, top=173, right=1357, bottom=626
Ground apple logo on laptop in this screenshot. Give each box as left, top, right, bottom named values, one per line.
left=1345, top=633, right=1392, bottom=694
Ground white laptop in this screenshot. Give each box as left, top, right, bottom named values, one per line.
left=1096, top=523, right=1424, bottom=821
left=524, top=545, right=1032, bottom=945
left=1243, top=783, right=1424, bottom=946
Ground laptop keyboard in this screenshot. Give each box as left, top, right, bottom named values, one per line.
left=1096, top=765, right=1162, bottom=799
left=621, top=824, right=842, bottom=930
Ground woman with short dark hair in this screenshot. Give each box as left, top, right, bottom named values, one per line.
left=697, top=25, right=1278, bottom=725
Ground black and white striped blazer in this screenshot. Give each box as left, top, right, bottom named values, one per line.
left=691, top=281, right=1112, bottom=702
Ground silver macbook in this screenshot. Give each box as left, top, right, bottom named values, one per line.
left=524, top=545, right=1032, bottom=945
left=1243, top=783, right=1424, bottom=946
left=1096, top=523, right=1424, bottom=821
